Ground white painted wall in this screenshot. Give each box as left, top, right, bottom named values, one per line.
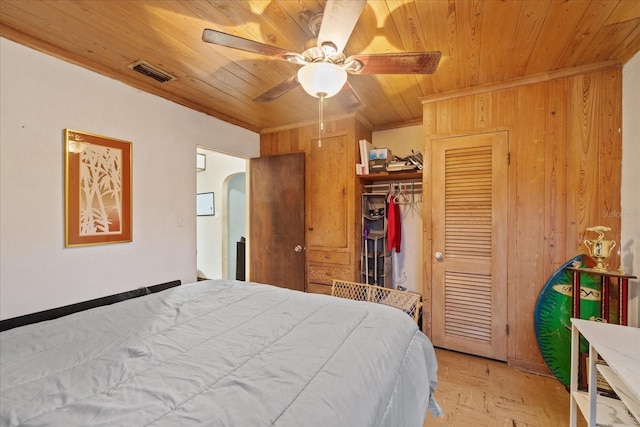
left=0, top=38, right=259, bottom=320
left=225, top=173, right=247, bottom=280
left=373, top=126, right=423, bottom=159
left=622, top=50, right=640, bottom=327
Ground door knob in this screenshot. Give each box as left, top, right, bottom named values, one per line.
left=294, top=245, right=303, bottom=253
left=434, top=251, right=443, bottom=261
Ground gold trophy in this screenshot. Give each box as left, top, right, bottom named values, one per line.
left=583, top=226, right=616, bottom=272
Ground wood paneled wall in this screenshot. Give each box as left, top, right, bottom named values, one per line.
left=422, top=64, right=622, bottom=373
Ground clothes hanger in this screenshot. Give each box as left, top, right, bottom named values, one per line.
left=394, top=183, right=411, bottom=204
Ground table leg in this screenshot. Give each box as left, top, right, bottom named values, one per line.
left=570, top=323, right=580, bottom=427
left=587, top=344, right=598, bottom=427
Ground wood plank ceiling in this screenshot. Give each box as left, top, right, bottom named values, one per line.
left=1, top=0, right=640, bottom=133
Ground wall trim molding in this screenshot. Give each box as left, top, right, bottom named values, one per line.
left=420, top=60, right=621, bottom=104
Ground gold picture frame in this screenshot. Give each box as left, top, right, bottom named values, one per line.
left=65, top=129, right=132, bottom=246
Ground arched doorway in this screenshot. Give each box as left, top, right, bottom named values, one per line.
left=224, top=173, right=246, bottom=280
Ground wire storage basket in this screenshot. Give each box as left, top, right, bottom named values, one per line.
left=331, top=279, right=422, bottom=324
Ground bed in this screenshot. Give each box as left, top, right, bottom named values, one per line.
left=0, top=279, right=440, bottom=426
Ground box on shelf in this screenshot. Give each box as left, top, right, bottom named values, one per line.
left=369, top=148, right=390, bottom=161
left=369, top=158, right=387, bottom=173
left=368, top=148, right=391, bottom=173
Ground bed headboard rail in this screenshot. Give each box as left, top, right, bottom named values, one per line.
left=0, top=279, right=181, bottom=332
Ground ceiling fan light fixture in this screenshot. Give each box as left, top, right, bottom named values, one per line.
left=297, top=62, right=347, bottom=98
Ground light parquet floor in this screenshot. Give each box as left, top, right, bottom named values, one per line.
left=424, top=348, right=587, bottom=426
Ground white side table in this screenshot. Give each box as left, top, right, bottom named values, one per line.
left=570, top=318, right=640, bottom=426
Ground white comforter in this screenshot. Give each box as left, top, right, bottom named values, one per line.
left=1, top=280, right=439, bottom=426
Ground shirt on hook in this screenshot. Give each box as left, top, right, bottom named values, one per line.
left=387, top=193, right=401, bottom=253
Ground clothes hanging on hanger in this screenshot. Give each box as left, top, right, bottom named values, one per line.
left=393, top=183, right=411, bottom=205
left=387, top=191, right=401, bottom=253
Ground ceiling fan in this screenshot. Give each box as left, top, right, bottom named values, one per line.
left=201, top=0, right=441, bottom=105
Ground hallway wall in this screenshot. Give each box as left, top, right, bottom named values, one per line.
left=196, top=148, right=247, bottom=279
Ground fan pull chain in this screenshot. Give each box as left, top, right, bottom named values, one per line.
left=318, top=92, right=326, bottom=147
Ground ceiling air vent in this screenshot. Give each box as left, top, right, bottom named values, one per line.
left=128, top=60, right=177, bottom=83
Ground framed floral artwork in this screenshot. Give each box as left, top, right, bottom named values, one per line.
left=65, top=129, right=132, bottom=246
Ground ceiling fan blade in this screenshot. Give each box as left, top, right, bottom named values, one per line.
left=317, top=0, right=366, bottom=54
left=203, top=28, right=295, bottom=61
left=346, top=52, right=442, bottom=75
left=253, top=75, right=299, bottom=102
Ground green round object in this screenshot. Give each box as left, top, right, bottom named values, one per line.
left=534, top=255, right=601, bottom=386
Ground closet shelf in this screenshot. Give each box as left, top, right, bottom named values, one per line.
left=359, top=171, right=422, bottom=182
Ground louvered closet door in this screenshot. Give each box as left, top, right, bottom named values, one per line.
left=431, top=132, right=508, bottom=361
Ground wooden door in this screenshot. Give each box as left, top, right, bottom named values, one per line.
left=307, top=134, right=350, bottom=250
left=431, top=131, right=508, bottom=361
left=249, top=153, right=306, bottom=291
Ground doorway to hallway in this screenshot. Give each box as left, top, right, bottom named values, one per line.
left=196, top=147, right=247, bottom=280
